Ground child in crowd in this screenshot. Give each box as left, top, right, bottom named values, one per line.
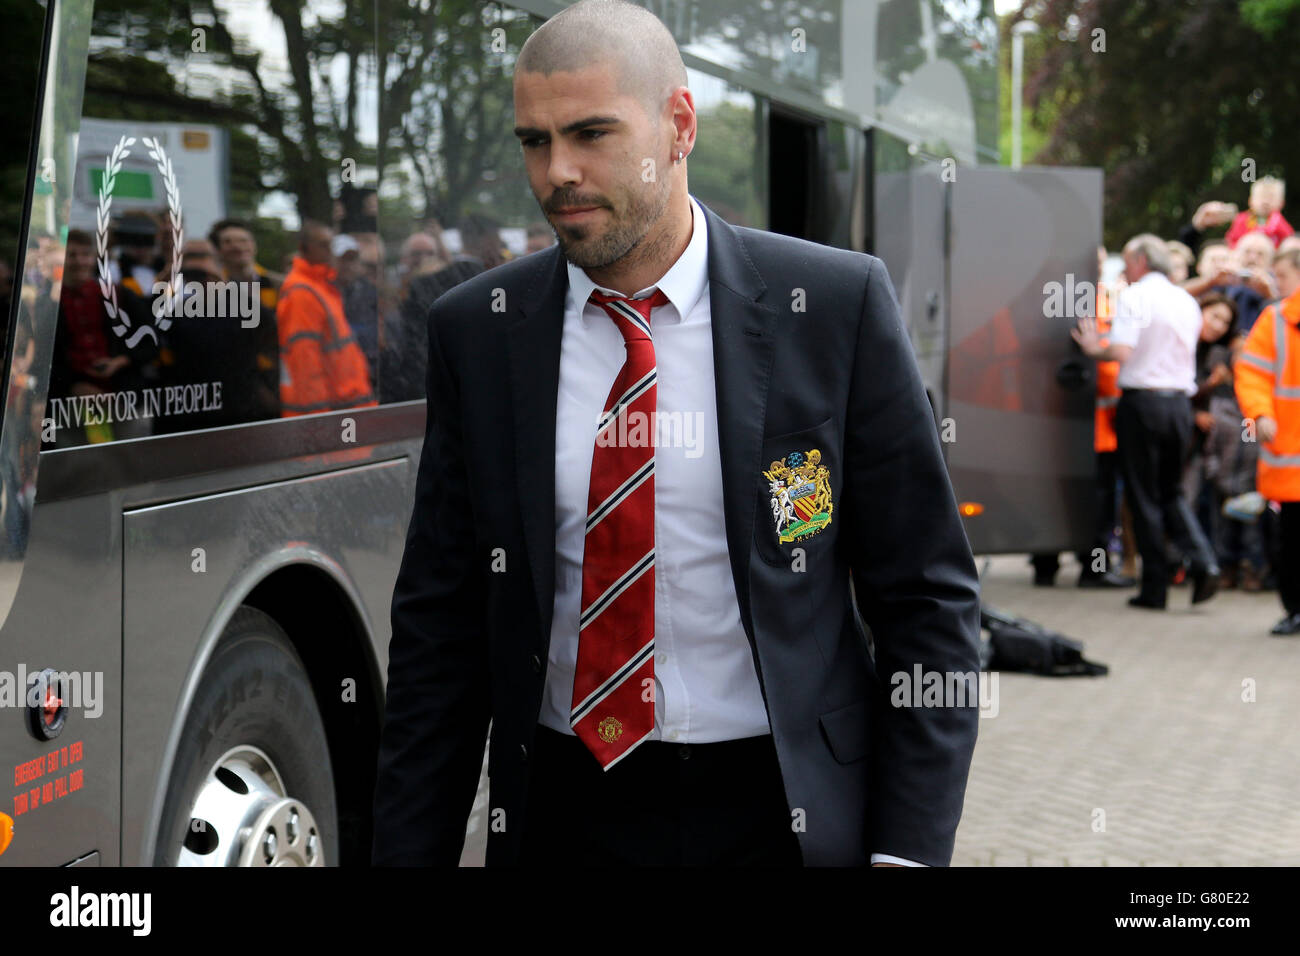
left=1226, top=176, right=1294, bottom=249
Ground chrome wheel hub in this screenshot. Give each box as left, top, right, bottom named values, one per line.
left=177, top=746, right=323, bottom=866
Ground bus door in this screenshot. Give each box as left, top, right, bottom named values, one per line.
left=764, top=106, right=869, bottom=255
left=872, top=160, right=949, bottom=422
left=767, top=105, right=828, bottom=243
left=945, top=166, right=1102, bottom=555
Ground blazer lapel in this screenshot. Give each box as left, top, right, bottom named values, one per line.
left=508, top=245, right=567, bottom=645
left=698, top=201, right=780, bottom=640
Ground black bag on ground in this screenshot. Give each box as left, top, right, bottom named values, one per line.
left=981, top=609, right=1109, bottom=677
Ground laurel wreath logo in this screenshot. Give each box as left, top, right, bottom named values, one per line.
left=95, top=135, right=184, bottom=347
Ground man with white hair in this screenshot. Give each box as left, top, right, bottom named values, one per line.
left=1074, top=234, right=1220, bottom=608
left=1236, top=231, right=1280, bottom=293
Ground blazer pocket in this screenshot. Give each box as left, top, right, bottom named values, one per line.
left=754, top=415, right=840, bottom=568
left=818, top=699, right=870, bottom=764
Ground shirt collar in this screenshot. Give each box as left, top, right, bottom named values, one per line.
left=566, top=194, right=709, bottom=327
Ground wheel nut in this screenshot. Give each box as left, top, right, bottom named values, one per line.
left=262, top=829, right=277, bottom=863
left=286, top=810, right=299, bottom=843
left=306, top=831, right=318, bottom=862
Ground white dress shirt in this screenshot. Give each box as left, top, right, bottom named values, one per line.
left=541, top=195, right=770, bottom=743
left=538, top=194, right=921, bottom=867
left=1109, top=271, right=1202, bottom=394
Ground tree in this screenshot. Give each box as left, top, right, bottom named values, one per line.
left=1019, top=0, right=1300, bottom=247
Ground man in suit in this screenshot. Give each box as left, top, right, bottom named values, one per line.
left=372, top=0, right=981, bottom=867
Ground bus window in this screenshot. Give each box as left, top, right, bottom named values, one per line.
left=40, top=0, right=394, bottom=448
left=380, top=3, right=543, bottom=404
left=682, top=67, right=763, bottom=230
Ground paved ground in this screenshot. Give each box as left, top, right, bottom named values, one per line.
left=955, top=553, right=1300, bottom=866
left=457, top=552, right=1300, bottom=866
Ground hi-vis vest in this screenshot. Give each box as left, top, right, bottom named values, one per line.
left=1094, top=283, right=1120, bottom=454
left=277, top=257, right=376, bottom=416
left=1234, top=290, right=1300, bottom=501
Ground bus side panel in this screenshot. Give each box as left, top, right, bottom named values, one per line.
left=0, top=496, right=122, bottom=865
left=946, top=166, right=1101, bottom=555
left=874, top=164, right=948, bottom=418
left=120, top=460, right=409, bottom=865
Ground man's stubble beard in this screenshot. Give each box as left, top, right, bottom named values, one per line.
left=552, top=173, right=674, bottom=272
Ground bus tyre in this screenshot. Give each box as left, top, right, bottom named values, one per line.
left=155, top=606, right=338, bottom=866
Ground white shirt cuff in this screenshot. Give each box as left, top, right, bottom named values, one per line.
left=871, top=853, right=927, bottom=867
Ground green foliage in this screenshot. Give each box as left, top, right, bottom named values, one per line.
left=997, top=15, right=1053, bottom=165
left=1024, top=0, right=1300, bottom=248
left=687, top=101, right=763, bottom=228
left=1240, top=0, right=1300, bottom=37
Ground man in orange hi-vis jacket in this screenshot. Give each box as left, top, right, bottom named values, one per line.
left=1234, top=245, right=1300, bottom=634
left=1094, top=280, right=1121, bottom=455
left=277, top=220, right=377, bottom=416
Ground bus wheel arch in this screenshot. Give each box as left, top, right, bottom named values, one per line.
left=155, top=605, right=338, bottom=865
left=155, top=563, right=384, bottom=866
left=242, top=563, right=385, bottom=868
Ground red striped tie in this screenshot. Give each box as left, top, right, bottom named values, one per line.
left=571, top=287, right=669, bottom=770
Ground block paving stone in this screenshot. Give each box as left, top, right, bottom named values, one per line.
left=954, top=555, right=1300, bottom=867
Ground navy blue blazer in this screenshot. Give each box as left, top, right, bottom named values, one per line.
left=372, top=199, right=982, bottom=866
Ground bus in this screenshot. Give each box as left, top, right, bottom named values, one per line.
left=0, top=0, right=1098, bottom=867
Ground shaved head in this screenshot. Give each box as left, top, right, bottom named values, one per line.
left=512, top=0, right=697, bottom=293
left=517, top=0, right=687, bottom=120
left=299, top=219, right=334, bottom=266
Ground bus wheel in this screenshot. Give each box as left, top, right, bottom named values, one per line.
left=155, top=607, right=338, bottom=866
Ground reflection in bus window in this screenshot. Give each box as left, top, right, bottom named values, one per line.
left=35, top=0, right=796, bottom=449
left=46, top=228, right=156, bottom=445
left=33, top=0, right=591, bottom=446
left=42, top=0, right=397, bottom=447
left=380, top=4, right=543, bottom=402
left=278, top=222, right=377, bottom=417
left=682, top=68, right=762, bottom=229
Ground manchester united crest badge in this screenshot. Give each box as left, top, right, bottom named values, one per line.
left=763, top=448, right=833, bottom=544
left=596, top=716, right=623, bottom=742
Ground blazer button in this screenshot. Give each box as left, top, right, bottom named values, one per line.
left=530, top=654, right=542, bottom=674
left=520, top=743, right=528, bottom=761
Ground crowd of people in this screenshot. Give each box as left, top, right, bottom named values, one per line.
left=11, top=201, right=557, bottom=444
left=1056, top=175, right=1300, bottom=635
